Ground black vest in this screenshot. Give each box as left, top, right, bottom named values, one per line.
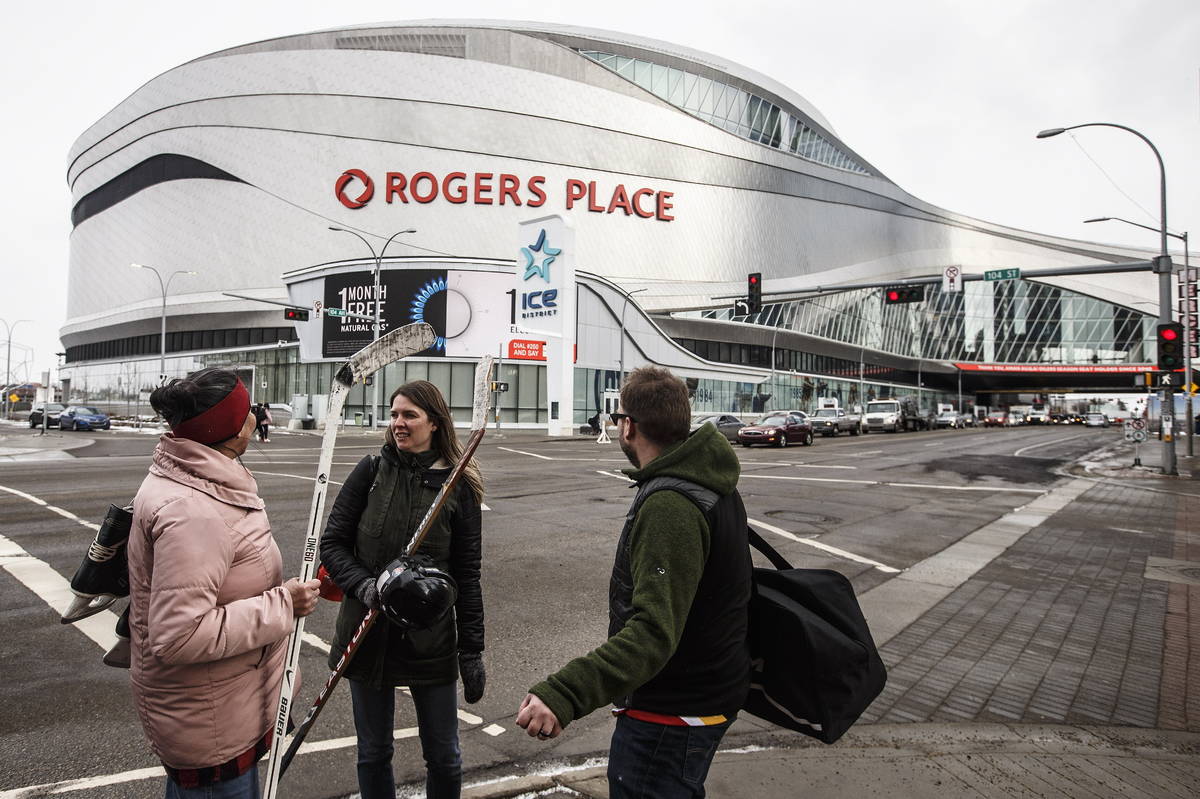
left=608, top=476, right=752, bottom=717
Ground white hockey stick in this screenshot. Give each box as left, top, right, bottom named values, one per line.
left=275, top=353, right=494, bottom=776
left=261, top=322, right=435, bottom=799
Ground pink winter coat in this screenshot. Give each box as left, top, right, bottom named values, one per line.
left=128, top=434, right=296, bottom=769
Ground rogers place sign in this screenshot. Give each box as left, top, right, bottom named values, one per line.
left=334, top=169, right=675, bottom=221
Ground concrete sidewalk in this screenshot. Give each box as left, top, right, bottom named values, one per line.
left=446, top=724, right=1198, bottom=798
left=392, top=437, right=1199, bottom=799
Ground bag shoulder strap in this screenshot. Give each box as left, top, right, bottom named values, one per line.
left=631, top=475, right=719, bottom=518
left=747, top=525, right=793, bottom=571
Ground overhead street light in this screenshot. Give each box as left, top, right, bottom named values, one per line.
left=1038, top=122, right=1175, bottom=473
left=328, top=226, right=417, bottom=429
left=1085, top=215, right=1192, bottom=456
left=1, top=318, right=30, bottom=420
left=130, top=263, right=197, bottom=384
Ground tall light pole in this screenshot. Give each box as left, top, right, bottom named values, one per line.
left=328, top=227, right=416, bottom=428
left=1, top=318, right=30, bottom=420
left=130, top=264, right=196, bottom=384
left=1085, top=216, right=1192, bottom=455
left=1038, top=123, right=1175, bottom=474
left=618, top=287, right=648, bottom=381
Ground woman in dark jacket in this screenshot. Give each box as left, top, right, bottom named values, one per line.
left=320, top=380, right=484, bottom=799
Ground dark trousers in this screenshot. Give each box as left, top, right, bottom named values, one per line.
left=607, top=715, right=731, bottom=798
left=164, top=768, right=257, bottom=798
left=348, top=679, right=462, bottom=799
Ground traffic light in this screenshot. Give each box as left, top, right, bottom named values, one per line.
left=883, top=286, right=924, bottom=304
left=1156, top=321, right=1184, bottom=370
left=747, top=272, right=762, bottom=313
left=283, top=308, right=310, bottom=322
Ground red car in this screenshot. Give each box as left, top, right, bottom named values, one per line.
left=736, top=412, right=814, bottom=447
left=984, top=412, right=1008, bottom=427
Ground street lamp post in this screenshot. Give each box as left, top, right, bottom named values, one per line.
left=328, top=227, right=416, bottom=429
left=617, top=288, right=648, bottom=381
left=1, top=318, right=30, bottom=420
left=1085, top=216, right=1192, bottom=455
left=1038, top=123, right=1175, bottom=474
left=130, top=264, right=196, bottom=384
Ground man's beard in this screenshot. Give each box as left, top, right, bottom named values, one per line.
left=618, top=433, right=640, bottom=468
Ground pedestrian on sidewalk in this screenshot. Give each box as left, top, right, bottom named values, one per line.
left=252, top=403, right=272, bottom=443
left=320, top=380, right=486, bottom=799
left=516, top=366, right=752, bottom=799
left=127, top=368, right=320, bottom=798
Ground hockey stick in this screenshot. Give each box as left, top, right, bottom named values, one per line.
left=261, top=323, right=435, bottom=799
left=274, top=353, right=494, bottom=779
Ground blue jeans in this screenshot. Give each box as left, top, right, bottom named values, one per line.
left=164, top=767, right=258, bottom=798
left=607, top=715, right=731, bottom=799
left=349, top=679, right=462, bottom=799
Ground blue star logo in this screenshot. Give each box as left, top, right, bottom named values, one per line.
left=521, top=229, right=560, bottom=283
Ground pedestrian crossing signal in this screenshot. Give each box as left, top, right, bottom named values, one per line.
left=884, top=286, right=924, bottom=304
left=284, top=308, right=310, bottom=322
left=1157, top=322, right=1184, bottom=370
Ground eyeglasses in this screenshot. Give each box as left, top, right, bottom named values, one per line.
left=609, top=412, right=637, bottom=425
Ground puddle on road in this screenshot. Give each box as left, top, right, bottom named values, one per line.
left=919, top=454, right=1063, bottom=484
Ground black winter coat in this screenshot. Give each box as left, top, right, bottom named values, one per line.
left=319, top=445, right=483, bottom=687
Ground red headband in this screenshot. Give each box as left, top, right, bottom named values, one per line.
left=170, top=380, right=250, bottom=445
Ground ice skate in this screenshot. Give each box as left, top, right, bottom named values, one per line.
left=61, top=504, right=132, bottom=624
left=102, top=604, right=130, bottom=669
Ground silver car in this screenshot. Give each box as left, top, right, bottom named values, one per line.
left=689, top=413, right=746, bottom=442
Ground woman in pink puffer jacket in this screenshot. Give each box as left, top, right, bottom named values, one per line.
left=128, top=369, right=319, bottom=798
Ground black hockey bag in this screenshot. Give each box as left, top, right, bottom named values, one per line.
left=743, top=526, right=886, bottom=744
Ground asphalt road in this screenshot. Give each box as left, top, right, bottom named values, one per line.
left=0, top=423, right=1119, bottom=797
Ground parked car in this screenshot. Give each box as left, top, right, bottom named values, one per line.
left=736, top=411, right=813, bottom=447
left=689, top=413, right=746, bottom=443
left=934, top=411, right=963, bottom=429
left=1085, top=413, right=1109, bottom=428
left=983, top=412, right=1008, bottom=427
left=28, top=403, right=65, bottom=428
left=810, top=407, right=862, bottom=436
left=59, top=405, right=111, bottom=431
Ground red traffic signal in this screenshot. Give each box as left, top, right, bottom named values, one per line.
left=883, top=286, right=924, bottom=304
left=284, top=308, right=310, bottom=322
left=747, top=272, right=762, bottom=313
left=1156, top=322, right=1184, bottom=370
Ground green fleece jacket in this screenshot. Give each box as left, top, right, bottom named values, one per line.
left=530, top=422, right=741, bottom=727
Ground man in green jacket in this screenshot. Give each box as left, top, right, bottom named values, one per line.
left=516, top=366, right=752, bottom=798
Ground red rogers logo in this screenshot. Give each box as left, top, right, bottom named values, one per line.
left=335, top=169, right=374, bottom=209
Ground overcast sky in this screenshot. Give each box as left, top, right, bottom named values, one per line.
left=3, top=0, right=1197, bottom=381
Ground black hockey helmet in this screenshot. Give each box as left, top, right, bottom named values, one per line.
left=375, top=556, right=458, bottom=631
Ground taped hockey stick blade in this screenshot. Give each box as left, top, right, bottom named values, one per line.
left=471, top=355, right=495, bottom=430
left=337, top=323, right=435, bottom=387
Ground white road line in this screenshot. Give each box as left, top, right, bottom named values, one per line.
left=748, top=518, right=901, bottom=573
left=1013, top=433, right=1091, bottom=457
left=0, top=530, right=120, bottom=651
left=252, top=470, right=344, bottom=486
left=0, top=729, right=419, bottom=798
left=739, top=473, right=1045, bottom=493
left=595, top=470, right=634, bottom=483
left=497, top=446, right=554, bottom=460
left=0, top=484, right=101, bottom=531
left=483, top=724, right=507, bottom=736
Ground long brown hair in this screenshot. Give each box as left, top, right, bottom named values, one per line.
left=384, top=380, right=483, bottom=503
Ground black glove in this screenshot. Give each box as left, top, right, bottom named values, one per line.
left=459, top=651, right=486, bottom=704
left=355, top=577, right=380, bottom=610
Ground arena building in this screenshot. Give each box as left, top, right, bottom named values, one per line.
left=61, top=20, right=1166, bottom=429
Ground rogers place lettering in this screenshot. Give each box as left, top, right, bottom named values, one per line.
left=334, top=170, right=674, bottom=221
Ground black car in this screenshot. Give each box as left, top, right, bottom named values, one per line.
left=28, top=403, right=65, bottom=428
